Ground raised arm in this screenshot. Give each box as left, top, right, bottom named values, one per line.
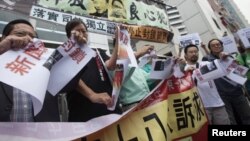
left=105, top=26, right=120, bottom=70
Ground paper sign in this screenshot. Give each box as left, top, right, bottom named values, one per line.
left=149, top=58, right=174, bottom=79
left=178, top=33, right=201, bottom=48
left=47, top=39, right=96, bottom=95
left=237, top=27, right=250, bottom=48
left=0, top=40, right=54, bottom=115
left=220, top=36, right=238, bottom=53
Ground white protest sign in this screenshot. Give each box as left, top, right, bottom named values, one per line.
left=220, top=36, right=238, bottom=53
left=108, top=59, right=129, bottom=111
left=0, top=40, right=54, bottom=115
left=118, top=29, right=138, bottom=67
left=178, top=33, right=201, bottom=48
left=47, top=38, right=96, bottom=95
left=237, top=27, right=250, bottom=48
left=149, top=58, right=174, bottom=79
left=193, top=60, right=227, bottom=83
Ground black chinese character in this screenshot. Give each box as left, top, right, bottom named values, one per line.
left=144, top=10, right=156, bottom=21
left=62, top=15, right=73, bottom=23
left=107, top=22, right=116, bottom=34
left=33, top=8, right=46, bottom=18
left=192, top=92, right=205, bottom=121
left=47, top=12, right=59, bottom=22
left=173, top=97, right=195, bottom=130
left=130, top=2, right=140, bottom=20
left=86, top=19, right=96, bottom=30
left=96, top=21, right=106, bottom=32
left=157, top=11, right=168, bottom=25
left=68, top=0, right=86, bottom=10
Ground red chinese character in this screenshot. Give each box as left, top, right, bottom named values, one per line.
left=69, top=48, right=86, bottom=64
left=6, top=55, right=35, bottom=75
left=63, top=40, right=75, bottom=52
left=24, top=46, right=47, bottom=60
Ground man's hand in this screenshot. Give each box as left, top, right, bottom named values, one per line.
left=186, top=66, right=195, bottom=71
left=89, top=92, right=112, bottom=107
left=6, top=35, right=32, bottom=50
left=135, top=45, right=154, bottom=58
left=219, top=52, right=230, bottom=60
left=71, top=30, right=87, bottom=45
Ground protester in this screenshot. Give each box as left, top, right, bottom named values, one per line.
left=202, top=39, right=250, bottom=125
left=0, top=19, right=60, bottom=122
left=65, top=19, right=122, bottom=122
left=183, top=44, right=230, bottom=125
left=118, top=45, right=156, bottom=112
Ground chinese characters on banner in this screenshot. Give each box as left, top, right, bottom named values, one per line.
left=87, top=72, right=208, bottom=141
left=47, top=38, right=96, bottom=95
left=37, top=0, right=169, bottom=30
left=0, top=72, right=208, bottom=141
left=30, top=5, right=170, bottom=43
left=0, top=40, right=54, bottom=115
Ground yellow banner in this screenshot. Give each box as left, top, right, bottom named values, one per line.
left=127, top=25, right=170, bottom=43
left=86, top=88, right=207, bottom=141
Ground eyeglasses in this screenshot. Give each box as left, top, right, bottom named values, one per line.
left=11, top=31, right=37, bottom=38
left=210, top=43, right=221, bottom=47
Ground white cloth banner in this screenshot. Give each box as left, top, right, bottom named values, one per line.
left=47, top=39, right=96, bottom=95
left=0, top=41, right=54, bottom=115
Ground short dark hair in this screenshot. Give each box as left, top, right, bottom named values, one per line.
left=184, top=44, right=199, bottom=54
left=2, top=19, right=33, bottom=37
left=65, top=18, right=88, bottom=38
left=207, top=39, right=223, bottom=50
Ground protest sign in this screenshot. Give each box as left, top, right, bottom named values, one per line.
left=178, top=33, right=201, bottom=48
left=237, top=27, right=250, bottom=48
left=47, top=38, right=95, bottom=95
left=0, top=40, right=54, bottom=115
left=220, top=36, right=238, bottom=53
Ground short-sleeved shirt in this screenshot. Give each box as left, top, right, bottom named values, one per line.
left=119, top=67, right=150, bottom=105
left=67, top=48, right=122, bottom=122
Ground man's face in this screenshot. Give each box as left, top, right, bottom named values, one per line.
left=92, top=0, right=107, bottom=13
left=72, top=23, right=88, bottom=43
left=111, top=1, right=126, bottom=18
left=9, top=23, right=36, bottom=38
left=209, top=40, right=223, bottom=54
left=185, top=46, right=199, bottom=63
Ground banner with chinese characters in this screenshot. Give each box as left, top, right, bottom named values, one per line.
left=47, top=38, right=96, bottom=95
left=0, top=72, right=207, bottom=141
left=29, top=5, right=170, bottom=43
left=0, top=40, right=54, bottom=115
left=87, top=72, right=208, bottom=140
left=37, top=0, right=169, bottom=30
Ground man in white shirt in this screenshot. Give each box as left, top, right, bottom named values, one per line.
left=183, top=44, right=230, bottom=125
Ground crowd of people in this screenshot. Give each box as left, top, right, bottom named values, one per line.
left=1, top=18, right=250, bottom=127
